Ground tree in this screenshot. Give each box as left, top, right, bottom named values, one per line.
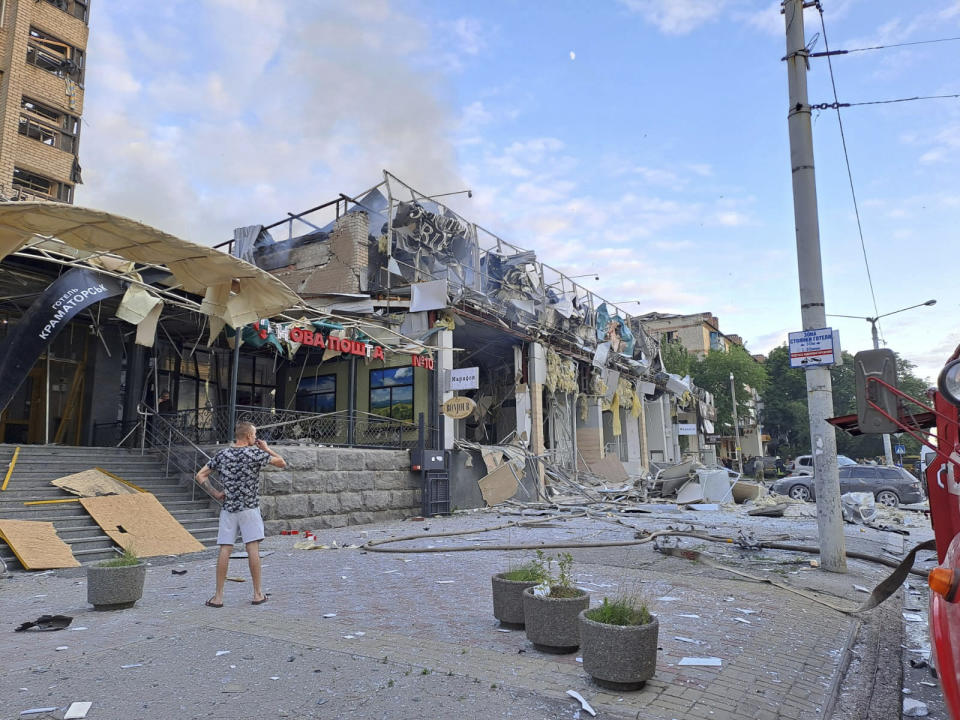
left=761, top=345, right=809, bottom=457
left=690, top=345, right=768, bottom=438
left=660, top=341, right=693, bottom=377
left=760, top=345, right=931, bottom=460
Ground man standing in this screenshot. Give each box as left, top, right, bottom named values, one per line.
left=195, top=421, right=286, bottom=607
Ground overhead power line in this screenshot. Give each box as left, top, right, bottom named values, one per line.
left=810, top=34, right=960, bottom=57
left=815, top=4, right=883, bottom=338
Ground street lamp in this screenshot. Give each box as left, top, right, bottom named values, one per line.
left=418, top=189, right=473, bottom=200
left=730, top=372, right=743, bottom=474
left=827, top=298, right=936, bottom=465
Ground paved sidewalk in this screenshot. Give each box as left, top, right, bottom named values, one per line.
left=1, top=507, right=919, bottom=719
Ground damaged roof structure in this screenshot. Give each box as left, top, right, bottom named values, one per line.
left=237, top=171, right=721, bottom=507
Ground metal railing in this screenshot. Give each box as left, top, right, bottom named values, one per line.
left=136, top=404, right=219, bottom=505
left=124, top=405, right=426, bottom=449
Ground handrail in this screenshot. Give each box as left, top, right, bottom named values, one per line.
left=136, top=404, right=220, bottom=505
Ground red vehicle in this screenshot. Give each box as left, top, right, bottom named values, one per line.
left=834, top=346, right=960, bottom=718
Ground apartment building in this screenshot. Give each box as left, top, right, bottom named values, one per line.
left=637, top=311, right=741, bottom=358
left=0, top=0, right=88, bottom=203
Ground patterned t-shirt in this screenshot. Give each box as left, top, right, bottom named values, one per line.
left=206, top=445, right=271, bottom=513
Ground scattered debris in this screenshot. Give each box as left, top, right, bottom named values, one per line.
left=120, top=664, right=142, bottom=669
left=172, top=569, right=187, bottom=575
left=903, top=613, right=924, bottom=623
left=677, top=613, right=700, bottom=619
left=56, top=646, right=69, bottom=651
left=810, top=560, right=819, bottom=568
left=747, top=503, right=788, bottom=518
left=853, top=584, right=870, bottom=593
left=919, top=681, right=937, bottom=687
left=216, top=650, right=231, bottom=657
left=735, top=608, right=757, bottom=615
left=436, top=580, right=455, bottom=584
left=674, top=636, right=703, bottom=645
left=566, top=690, right=596, bottom=717
left=15, top=615, right=73, bottom=632
left=222, top=683, right=245, bottom=694
left=910, top=658, right=929, bottom=669
left=231, top=550, right=274, bottom=559
left=20, top=707, right=58, bottom=716
left=903, top=698, right=929, bottom=717
left=226, top=577, right=246, bottom=583
left=322, top=613, right=337, bottom=618
left=64, top=701, right=92, bottom=719
left=678, top=657, right=722, bottom=667
left=733, top=617, right=752, bottom=625
left=496, top=629, right=511, bottom=633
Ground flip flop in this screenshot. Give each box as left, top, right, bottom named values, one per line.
left=205, top=599, right=223, bottom=608
left=251, top=596, right=268, bottom=605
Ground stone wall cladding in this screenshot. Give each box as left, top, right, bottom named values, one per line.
left=255, top=446, right=419, bottom=535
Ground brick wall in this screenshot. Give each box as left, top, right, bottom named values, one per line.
left=0, top=0, right=87, bottom=195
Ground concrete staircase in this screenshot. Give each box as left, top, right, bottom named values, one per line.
left=0, top=444, right=219, bottom=569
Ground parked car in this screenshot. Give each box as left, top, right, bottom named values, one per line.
left=786, top=454, right=856, bottom=475
left=770, top=464, right=924, bottom=507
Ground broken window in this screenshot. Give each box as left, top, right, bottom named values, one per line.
left=370, top=367, right=414, bottom=420
left=19, top=97, right=79, bottom=153
left=296, top=374, right=336, bottom=414
left=41, top=0, right=89, bottom=23
left=26, top=27, right=84, bottom=82
left=13, top=166, right=73, bottom=202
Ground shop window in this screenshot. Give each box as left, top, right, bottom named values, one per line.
left=296, top=374, right=336, bottom=414
left=370, top=367, right=414, bottom=420
left=235, top=355, right=275, bottom=408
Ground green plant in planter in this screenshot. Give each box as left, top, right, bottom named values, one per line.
left=545, top=552, right=580, bottom=598
left=97, top=546, right=140, bottom=568
left=586, top=596, right=653, bottom=626
left=500, top=559, right=545, bottom=583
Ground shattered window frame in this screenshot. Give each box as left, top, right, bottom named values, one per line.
left=369, top=367, right=414, bottom=421
left=18, top=97, right=79, bottom=154
left=26, top=27, right=84, bottom=83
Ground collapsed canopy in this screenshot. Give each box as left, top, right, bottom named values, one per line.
left=0, top=202, right=301, bottom=326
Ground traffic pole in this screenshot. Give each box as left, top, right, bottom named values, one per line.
left=783, top=0, right=846, bottom=572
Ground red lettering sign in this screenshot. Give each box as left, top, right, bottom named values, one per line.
left=373, top=346, right=384, bottom=360
left=290, top=327, right=303, bottom=343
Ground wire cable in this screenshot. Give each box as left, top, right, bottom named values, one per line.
left=816, top=4, right=883, bottom=340
left=813, top=35, right=960, bottom=56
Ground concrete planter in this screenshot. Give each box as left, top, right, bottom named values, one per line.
left=522, top=587, right=590, bottom=653
left=578, top=610, right=659, bottom=690
left=491, top=573, right=540, bottom=628
left=86, top=561, right=147, bottom=610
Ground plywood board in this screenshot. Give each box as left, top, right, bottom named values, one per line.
left=80, top=493, right=205, bottom=557
left=584, top=454, right=630, bottom=484
left=52, top=468, right=139, bottom=497
left=480, top=449, right=505, bottom=474
left=0, top=519, right=79, bottom=569
left=477, top=464, right=519, bottom=506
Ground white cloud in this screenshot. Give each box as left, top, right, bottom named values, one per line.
left=618, top=0, right=728, bottom=34
left=77, top=2, right=464, bottom=243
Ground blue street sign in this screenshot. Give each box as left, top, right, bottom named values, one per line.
left=894, top=444, right=905, bottom=455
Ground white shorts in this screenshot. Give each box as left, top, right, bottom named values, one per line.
left=217, top=507, right=265, bottom=545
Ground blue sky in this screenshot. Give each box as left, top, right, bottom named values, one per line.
left=76, top=0, right=960, bottom=381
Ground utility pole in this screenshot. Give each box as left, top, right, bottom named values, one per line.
left=729, top=372, right=743, bottom=474
left=783, top=0, right=846, bottom=572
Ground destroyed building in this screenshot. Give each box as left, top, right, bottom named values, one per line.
left=0, top=0, right=89, bottom=203
left=238, top=173, right=721, bottom=507
left=638, top=311, right=766, bottom=465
